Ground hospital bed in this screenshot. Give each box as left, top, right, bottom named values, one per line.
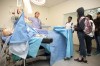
left=0, top=13, right=73, bottom=66
left=0, top=28, right=74, bottom=66
left=0, top=28, right=53, bottom=66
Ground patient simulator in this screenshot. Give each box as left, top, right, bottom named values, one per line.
left=0, top=12, right=74, bottom=66
left=0, top=12, right=53, bottom=66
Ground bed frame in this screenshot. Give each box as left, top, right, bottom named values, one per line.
left=0, top=28, right=50, bottom=66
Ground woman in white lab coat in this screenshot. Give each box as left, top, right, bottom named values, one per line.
left=65, top=16, right=74, bottom=32
left=64, top=16, right=74, bottom=60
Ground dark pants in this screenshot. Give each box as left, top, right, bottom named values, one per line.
left=95, top=35, right=100, bottom=52
left=85, top=35, right=92, bottom=54
left=77, top=32, right=86, bottom=57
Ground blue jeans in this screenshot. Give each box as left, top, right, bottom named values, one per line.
left=77, top=32, right=86, bottom=57
left=95, top=35, right=100, bottom=52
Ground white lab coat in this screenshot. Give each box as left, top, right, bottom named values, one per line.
left=65, top=22, right=74, bottom=31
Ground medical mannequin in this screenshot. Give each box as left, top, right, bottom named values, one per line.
left=2, top=28, right=13, bottom=36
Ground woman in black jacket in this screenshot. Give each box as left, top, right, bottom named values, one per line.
left=74, top=7, right=87, bottom=63
left=94, top=12, right=100, bottom=54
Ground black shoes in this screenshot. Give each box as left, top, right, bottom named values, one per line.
left=64, top=57, right=70, bottom=60
left=74, top=58, right=88, bottom=63
left=74, top=58, right=83, bottom=62
left=64, top=56, right=73, bottom=61
left=83, top=60, right=88, bottom=63
left=87, top=53, right=91, bottom=56
left=93, top=51, right=100, bottom=55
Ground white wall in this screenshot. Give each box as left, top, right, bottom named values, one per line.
left=48, top=0, right=100, bottom=45
left=0, top=0, right=17, bottom=28
left=24, top=3, right=50, bottom=25
left=49, top=0, right=100, bottom=26
left=0, top=0, right=100, bottom=45
left=0, top=0, right=49, bottom=28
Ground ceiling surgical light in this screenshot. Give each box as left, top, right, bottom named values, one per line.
left=23, top=0, right=46, bottom=14
left=31, top=0, right=46, bottom=5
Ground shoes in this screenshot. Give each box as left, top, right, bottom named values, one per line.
left=64, top=56, right=73, bottom=60
left=74, top=58, right=88, bottom=63
left=87, top=53, right=91, bottom=56
left=83, top=60, right=87, bottom=63
left=74, top=58, right=83, bottom=62
left=64, top=57, right=70, bottom=60
left=71, top=56, right=73, bottom=58
left=93, top=51, right=100, bottom=55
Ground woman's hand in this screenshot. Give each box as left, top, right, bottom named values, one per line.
left=74, top=25, right=78, bottom=31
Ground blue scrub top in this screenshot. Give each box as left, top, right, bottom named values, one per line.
left=28, top=17, right=42, bottom=29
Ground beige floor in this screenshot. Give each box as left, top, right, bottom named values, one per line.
left=27, top=45, right=100, bottom=66
left=30, top=53, right=100, bottom=66
left=0, top=45, right=100, bottom=66
left=53, top=53, right=100, bottom=66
